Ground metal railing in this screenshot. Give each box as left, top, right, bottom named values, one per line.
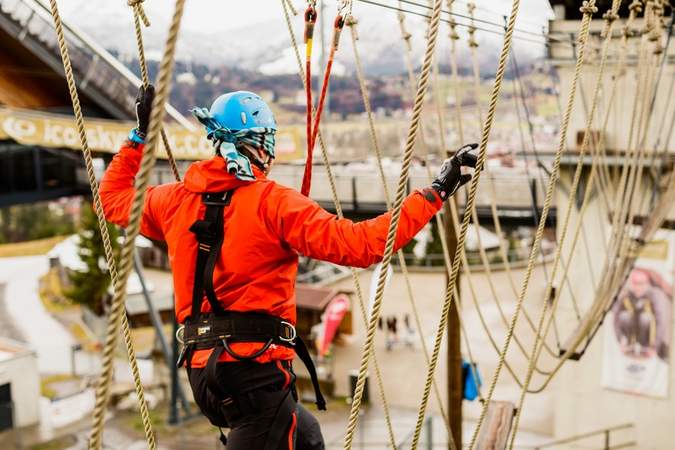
left=534, top=423, right=635, bottom=450
left=146, top=162, right=552, bottom=215
left=270, top=165, right=550, bottom=212
left=325, top=416, right=435, bottom=449
left=0, top=0, right=192, bottom=128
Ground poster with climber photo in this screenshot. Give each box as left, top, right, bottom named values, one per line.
left=601, top=231, right=674, bottom=398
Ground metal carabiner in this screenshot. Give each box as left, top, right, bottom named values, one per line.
left=175, top=324, right=185, bottom=345
left=279, top=321, right=297, bottom=343
left=337, top=0, right=350, bottom=15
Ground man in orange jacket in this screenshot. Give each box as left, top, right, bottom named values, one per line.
left=100, top=85, right=476, bottom=449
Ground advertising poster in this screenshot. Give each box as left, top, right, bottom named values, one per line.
left=602, top=231, right=674, bottom=398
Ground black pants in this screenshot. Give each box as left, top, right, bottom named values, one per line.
left=189, top=360, right=325, bottom=450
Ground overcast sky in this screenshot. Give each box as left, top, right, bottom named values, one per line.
left=57, top=0, right=554, bottom=34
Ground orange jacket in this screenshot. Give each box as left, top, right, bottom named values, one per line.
left=100, top=141, right=443, bottom=367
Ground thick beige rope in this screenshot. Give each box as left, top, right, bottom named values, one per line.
left=279, top=2, right=399, bottom=447
left=46, top=1, right=156, bottom=448
left=87, top=0, right=187, bottom=447
left=505, top=2, right=623, bottom=445
left=517, top=0, right=662, bottom=398
left=395, top=10, right=495, bottom=444
left=408, top=0, right=527, bottom=446
left=128, top=0, right=182, bottom=182
left=459, top=1, right=597, bottom=447
left=400, top=0, right=489, bottom=399
left=342, top=1, right=444, bottom=447
left=465, top=19, right=565, bottom=362
left=348, top=17, right=458, bottom=446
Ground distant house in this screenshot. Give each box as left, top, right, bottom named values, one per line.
left=0, top=338, right=40, bottom=431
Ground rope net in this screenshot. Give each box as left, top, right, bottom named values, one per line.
left=40, top=0, right=675, bottom=447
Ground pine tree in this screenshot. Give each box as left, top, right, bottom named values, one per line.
left=66, top=201, right=118, bottom=315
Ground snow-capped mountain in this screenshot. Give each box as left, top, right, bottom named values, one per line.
left=54, top=0, right=550, bottom=76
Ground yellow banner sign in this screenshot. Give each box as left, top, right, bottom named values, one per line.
left=0, top=107, right=303, bottom=162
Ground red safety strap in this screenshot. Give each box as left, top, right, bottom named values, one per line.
left=301, top=13, right=345, bottom=197
left=301, top=5, right=317, bottom=197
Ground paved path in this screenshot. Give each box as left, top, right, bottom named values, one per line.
left=330, top=265, right=556, bottom=442
left=0, top=255, right=76, bottom=374
left=0, top=282, right=26, bottom=342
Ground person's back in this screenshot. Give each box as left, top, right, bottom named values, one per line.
left=100, top=85, right=476, bottom=449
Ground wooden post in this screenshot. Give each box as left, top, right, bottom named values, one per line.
left=445, top=200, right=462, bottom=449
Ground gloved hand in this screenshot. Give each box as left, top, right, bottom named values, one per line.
left=134, top=84, right=155, bottom=139
left=431, top=143, right=479, bottom=200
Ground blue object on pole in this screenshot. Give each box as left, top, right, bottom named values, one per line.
left=462, top=360, right=482, bottom=401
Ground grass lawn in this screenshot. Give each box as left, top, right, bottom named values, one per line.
left=0, top=236, right=67, bottom=257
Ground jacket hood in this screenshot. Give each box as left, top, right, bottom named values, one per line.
left=183, top=156, right=266, bottom=193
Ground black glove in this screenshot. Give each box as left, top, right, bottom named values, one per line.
left=134, top=84, right=155, bottom=138
left=431, top=143, right=479, bottom=200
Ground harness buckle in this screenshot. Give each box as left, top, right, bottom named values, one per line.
left=176, top=325, right=185, bottom=344
left=279, top=321, right=297, bottom=343
left=203, top=191, right=232, bottom=206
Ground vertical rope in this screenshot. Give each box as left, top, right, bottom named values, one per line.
left=88, top=0, right=186, bottom=447
left=342, top=1, right=444, bottom=448
left=46, top=1, right=156, bottom=448
left=466, top=26, right=562, bottom=363
left=506, top=2, right=620, bottom=445
left=280, top=2, right=398, bottom=447
left=348, top=17, right=457, bottom=446
left=128, top=0, right=182, bottom=182
left=406, top=0, right=523, bottom=445
left=523, top=0, right=649, bottom=394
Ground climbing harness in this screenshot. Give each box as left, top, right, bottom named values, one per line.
left=175, top=190, right=326, bottom=446
left=179, top=191, right=326, bottom=406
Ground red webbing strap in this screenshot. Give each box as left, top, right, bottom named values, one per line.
left=301, top=5, right=317, bottom=197
left=309, top=15, right=345, bottom=163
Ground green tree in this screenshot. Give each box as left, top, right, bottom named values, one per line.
left=66, top=202, right=118, bottom=315
left=0, top=203, right=74, bottom=243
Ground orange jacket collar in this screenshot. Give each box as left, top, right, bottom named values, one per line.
left=183, top=156, right=267, bottom=193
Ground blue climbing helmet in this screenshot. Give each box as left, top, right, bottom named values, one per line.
left=210, top=91, right=277, bottom=133
left=191, top=91, right=277, bottom=181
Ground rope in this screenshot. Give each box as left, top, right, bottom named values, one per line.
left=348, top=17, right=457, bottom=445
left=129, top=0, right=181, bottom=182
left=301, top=3, right=318, bottom=196
left=460, top=1, right=596, bottom=446
left=88, top=0, right=187, bottom=446
left=342, top=1, right=444, bottom=447
left=280, top=2, right=399, bottom=447
left=522, top=0, right=654, bottom=396
left=304, top=13, right=346, bottom=195
left=420, top=1, right=489, bottom=408
left=396, top=6, right=490, bottom=442
left=401, top=0, right=523, bottom=445
left=506, top=2, right=622, bottom=444
left=466, top=17, right=566, bottom=364
left=46, top=1, right=156, bottom=448
left=446, top=0, right=464, bottom=144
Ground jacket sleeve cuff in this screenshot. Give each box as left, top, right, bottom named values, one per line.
left=118, top=141, right=145, bottom=169
left=128, top=128, right=145, bottom=144
left=420, top=187, right=444, bottom=210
